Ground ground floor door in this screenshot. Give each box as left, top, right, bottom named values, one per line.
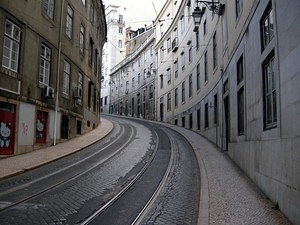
left=160, top=103, right=164, bottom=121
left=36, top=110, right=48, bottom=144
left=223, top=97, right=230, bottom=151
left=61, top=114, right=69, bottom=139
left=0, top=102, right=16, bottom=155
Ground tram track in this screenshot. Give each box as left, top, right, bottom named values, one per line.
left=0, top=116, right=200, bottom=225
left=0, top=119, right=135, bottom=214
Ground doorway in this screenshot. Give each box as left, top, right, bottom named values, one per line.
left=61, top=114, right=69, bottom=139
left=223, top=96, right=230, bottom=151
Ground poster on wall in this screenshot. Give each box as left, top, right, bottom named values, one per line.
left=0, top=102, right=16, bottom=155
left=36, top=110, right=48, bottom=144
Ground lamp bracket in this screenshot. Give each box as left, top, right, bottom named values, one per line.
left=196, top=0, right=224, bottom=15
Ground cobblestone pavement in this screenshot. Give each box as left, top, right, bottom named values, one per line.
left=163, top=123, right=292, bottom=225
left=140, top=127, right=200, bottom=225
left=0, top=119, right=156, bottom=225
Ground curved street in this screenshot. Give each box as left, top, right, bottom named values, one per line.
left=0, top=115, right=292, bottom=225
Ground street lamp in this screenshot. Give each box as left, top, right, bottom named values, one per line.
left=192, top=6, right=205, bottom=32
left=192, top=0, right=225, bottom=31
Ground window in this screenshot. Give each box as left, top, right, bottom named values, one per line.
left=160, top=22, right=164, bottom=36
left=237, top=55, right=244, bottom=135
left=187, top=0, right=191, bottom=21
left=263, top=54, right=277, bottom=128
left=119, top=27, right=123, bottom=34
left=80, top=24, right=85, bottom=55
left=149, top=85, right=153, bottom=99
left=174, top=59, right=178, bottom=78
left=43, top=0, right=55, bottom=19
left=188, top=41, right=192, bottom=63
left=180, top=15, right=185, bottom=33
left=160, top=75, right=163, bottom=89
left=132, top=77, right=135, bottom=87
left=196, top=64, right=200, bottom=90
left=197, top=108, right=201, bottom=130
left=261, top=4, right=274, bottom=50
left=237, top=55, right=243, bottom=84
left=167, top=37, right=171, bottom=52
left=204, top=51, right=208, bottom=82
left=189, top=113, right=193, bottom=128
left=39, top=43, right=51, bottom=85
left=175, top=88, right=178, bottom=107
left=63, top=60, right=71, bottom=95
left=119, top=15, right=123, bottom=23
left=2, top=19, right=21, bottom=72
left=205, top=102, right=209, bottom=128
left=118, top=40, right=122, bottom=48
left=214, top=94, right=218, bottom=125
left=182, top=81, right=185, bottom=103
left=160, top=46, right=164, bottom=61
left=90, top=1, right=94, bottom=24
left=213, top=32, right=217, bottom=69
left=167, top=68, right=171, bottom=84
left=235, top=0, right=242, bottom=19
left=167, top=92, right=171, bottom=111
left=181, top=51, right=185, bottom=71
left=203, top=20, right=207, bottom=36
left=78, top=72, right=83, bottom=92
left=189, top=74, right=193, bottom=98
left=66, top=5, right=73, bottom=39
left=88, top=38, right=94, bottom=65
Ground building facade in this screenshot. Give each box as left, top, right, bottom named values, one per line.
left=108, top=0, right=300, bottom=223
left=155, top=0, right=300, bottom=224
left=109, top=27, right=156, bottom=120
left=101, top=5, right=126, bottom=114
left=0, top=0, right=106, bottom=155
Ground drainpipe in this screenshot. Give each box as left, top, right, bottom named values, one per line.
left=54, top=0, right=64, bottom=146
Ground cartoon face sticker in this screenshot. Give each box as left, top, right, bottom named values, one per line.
left=36, top=119, right=44, bottom=139
left=0, top=122, right=11, bottom=148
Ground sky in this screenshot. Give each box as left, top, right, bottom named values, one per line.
left=103, top=0, right=165, bottom=29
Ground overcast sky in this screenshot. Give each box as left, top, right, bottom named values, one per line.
left=103, top=0, right=165, bottom=29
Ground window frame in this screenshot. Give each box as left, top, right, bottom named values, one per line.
left=66, top=4, right=74, bottom=39
left=2, top=19, right=21, bottom=72
left=63, top=60, right=71, bottom=95
left=260, top=3, right=274, bottom=51
left=262, top=52, right=277, bottom=129
left=43, top=0, right=55, bottom=20
left=39, top=43, right=52, bottom=86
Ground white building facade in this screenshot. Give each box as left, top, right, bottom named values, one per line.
left=101, top=5, right=126, bottom=114
left=110, top=27, right=156, bottom=120
left=154, top=0, right=300, bottom=224
left=107, top=0, right=300, bottom=223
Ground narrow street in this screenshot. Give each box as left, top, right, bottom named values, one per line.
left=0, top=116, right=200, bottom=224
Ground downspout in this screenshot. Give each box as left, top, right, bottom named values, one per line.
left=54, top=0, right=64, bottom=146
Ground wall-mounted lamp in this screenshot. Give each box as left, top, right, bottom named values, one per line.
left=192, top=6, right=205, bottom=32
left=192, top=0, right=225, bottom=31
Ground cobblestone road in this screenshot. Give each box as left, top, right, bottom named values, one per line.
left=140, top=127, right=200, bottom=225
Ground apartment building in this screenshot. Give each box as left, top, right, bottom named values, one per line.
left=154, top=0, right=300, bottom=224
left=101, top=4, right=126, bottom=114
left=0, top=0, right=106, bottom=155
left=108, top=0, right=300, bottom=223
left=110, top=27, right=156, bottom=120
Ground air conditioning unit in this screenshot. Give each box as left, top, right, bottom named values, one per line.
left=44, top=86, right=54, bottom=98
left=74, top=86, right=82, bottom=99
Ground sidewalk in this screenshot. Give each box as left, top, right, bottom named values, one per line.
left=0, top=118, right=113, bottom=180
left=163, top=123, right=291, bottom=225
